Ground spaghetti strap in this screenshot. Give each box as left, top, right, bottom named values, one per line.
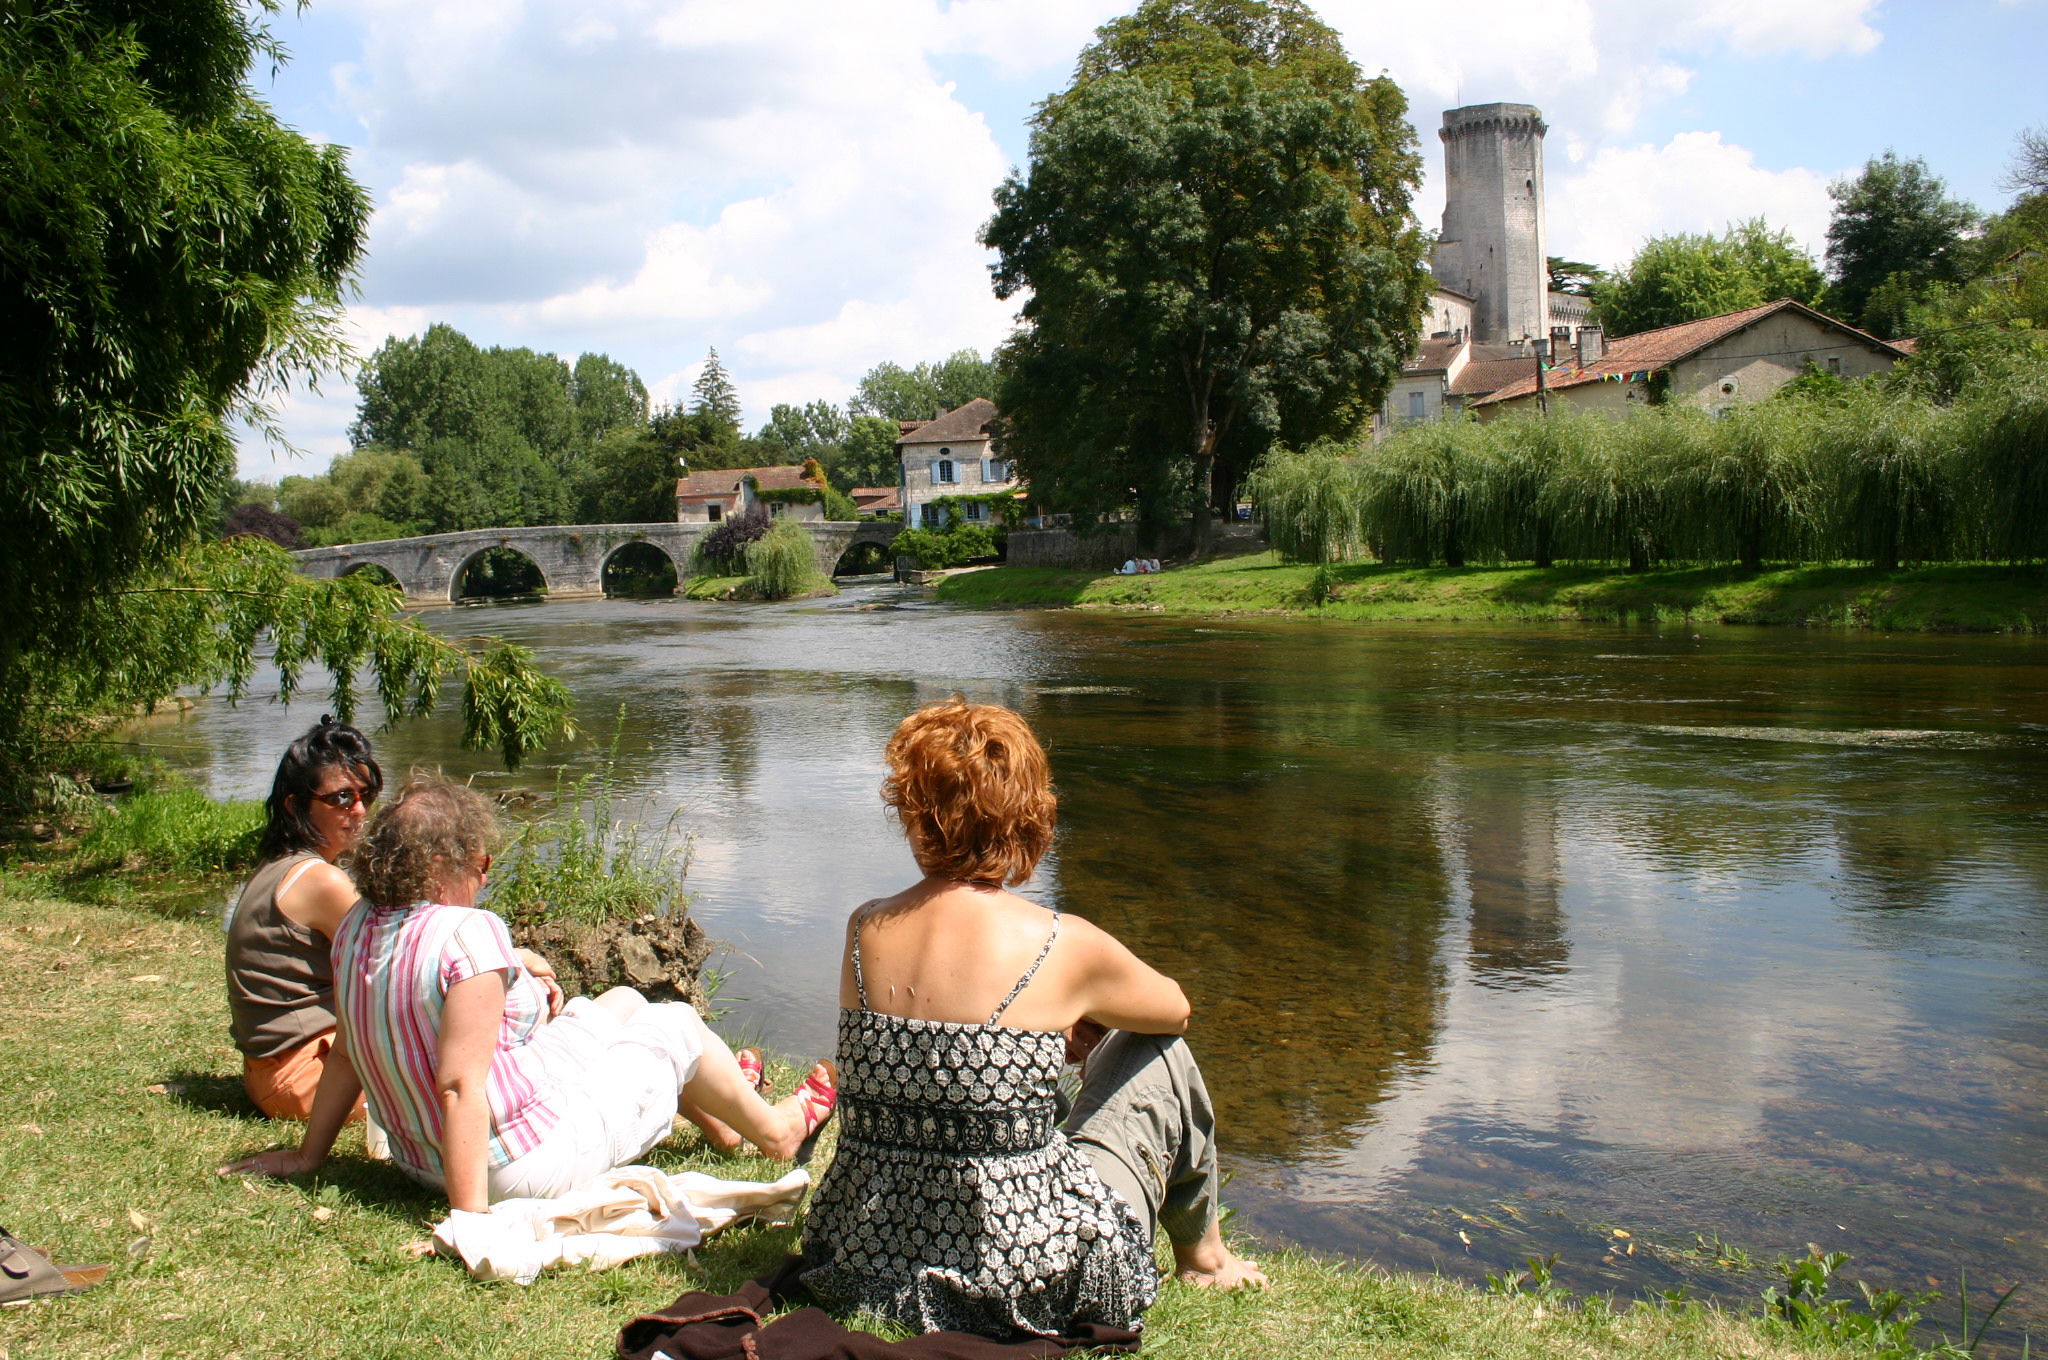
left=988, top=908, right=1060, bottom=1026
left=851, top=902, right=875, bottom=1011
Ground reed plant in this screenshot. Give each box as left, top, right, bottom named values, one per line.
left=491, top=725, right=687, bottom=928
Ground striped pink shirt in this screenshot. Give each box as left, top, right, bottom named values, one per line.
left=331, top=902, right=559, bottom=1180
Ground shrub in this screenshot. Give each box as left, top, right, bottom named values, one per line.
left=75, top=782, right=264, bottom=874
left=890, top=524, right=996, bottom=568
left=692, top=505, right=770, bottom=573
left=743, top=518, right=820, bottom=599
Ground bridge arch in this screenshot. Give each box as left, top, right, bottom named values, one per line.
left=452, top=545, right=548, bottom=602
left=601, top=540, right=679, bottom=597
left=340, top=561, right=401, bottom=591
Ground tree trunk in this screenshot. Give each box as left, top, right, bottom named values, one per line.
left=1533, top=522, right=1553, bottom=570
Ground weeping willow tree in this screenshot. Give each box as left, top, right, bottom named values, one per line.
left=1952, top=374, right=2048, bottom=563
left=1800, top=384, right=1961, bottom=569
left=1665, top=399, right=1809, bottom=569
left=1245, top=442, right=1363, bottom=563
left=1357, top=418, right=1488, bottom=565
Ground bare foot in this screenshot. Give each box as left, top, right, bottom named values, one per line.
left=1174, top=1226, right=1269, bottom=1290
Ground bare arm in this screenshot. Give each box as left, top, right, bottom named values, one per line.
left=1069, top=916, right=1191, bottom=1035
left=218, top=1022, right=364, bottom=1178
left=512, top=948, right=564, bottom=1019
left=436, top=971, right=508, bottom=1214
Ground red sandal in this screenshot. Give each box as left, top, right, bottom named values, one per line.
left=792, top=1060, right=838, bottom=1142
left=735, top=1048, right=768, bottom=1094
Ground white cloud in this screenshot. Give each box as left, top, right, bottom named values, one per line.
left=238, top=0, right=1901, bottom=479
left=1547, top=131, right=1836, bottom=270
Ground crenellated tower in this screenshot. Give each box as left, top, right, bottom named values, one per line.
left=1431, top=103, right=1550, bottom=345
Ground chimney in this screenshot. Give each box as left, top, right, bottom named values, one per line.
left=1509, top=336, right=1526, bottom=356
left=1575, top=325, right=1605, bottom=366
left=1549, top=325, right=1572, bottom=359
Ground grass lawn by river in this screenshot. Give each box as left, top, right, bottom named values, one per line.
left=0, top=884, right=1875, bottom=1360
left=936, top=554, right=2048, bottom=632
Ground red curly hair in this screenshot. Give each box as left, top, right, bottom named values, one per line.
left=882, top=697, right=1055, bottom=886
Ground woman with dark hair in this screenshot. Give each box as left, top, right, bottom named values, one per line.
left=224, top=777, right=836, bottom=1208
left=800, top=697, right=1262, bottom=1341
left=225, top=717, right=399, bottom=1121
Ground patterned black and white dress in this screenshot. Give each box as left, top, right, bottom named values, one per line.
left=800, top=907, right=1157, bottom=1338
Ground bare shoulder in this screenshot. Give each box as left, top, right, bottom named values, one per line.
left=278, top=859, right=360, bottom=937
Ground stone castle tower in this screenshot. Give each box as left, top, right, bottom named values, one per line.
left=1430, top=102, right=1550, bottom=345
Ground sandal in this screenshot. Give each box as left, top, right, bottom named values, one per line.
left=792, top=1060, right=838, bottom=1144
left=0, top=1226, right=109, bottom=1307
left=735, top=1047, right=768, bottom=1094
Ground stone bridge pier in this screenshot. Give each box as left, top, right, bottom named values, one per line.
left=293, top=521, right=899, bottom=605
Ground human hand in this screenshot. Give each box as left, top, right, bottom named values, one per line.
left=1065, top=1019, right=1108, bottom=1068
left=218, top=1146, right=318, bottom=1179
left=515, top=949, right=566, bottom=1019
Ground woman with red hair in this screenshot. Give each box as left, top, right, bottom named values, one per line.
left=800, top=697, right=1263, bottom=1340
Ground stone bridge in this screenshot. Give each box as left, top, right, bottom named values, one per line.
left=292, top=521, right=899, bottom=605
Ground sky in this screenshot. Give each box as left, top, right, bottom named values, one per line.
left=238, top=0, right=2048, bottom=484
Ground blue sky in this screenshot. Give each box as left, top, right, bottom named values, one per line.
left=239, top=0, right=2048, bottom=484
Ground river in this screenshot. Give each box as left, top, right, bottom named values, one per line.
left=157, top=581, right=2048, bottom=1338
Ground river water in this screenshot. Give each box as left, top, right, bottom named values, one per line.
left=157, top=582, right=2048, bottom=1338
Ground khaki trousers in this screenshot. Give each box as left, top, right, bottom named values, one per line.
left=1063, top=1031, right=1220, bottom=1247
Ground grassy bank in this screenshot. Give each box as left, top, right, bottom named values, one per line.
left=1, top=887, right=1881, bottom=1360
left=935, top=553, right=2048, bottom=632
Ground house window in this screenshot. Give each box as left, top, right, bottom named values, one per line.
left=963, top=501, right=988, bottom=522
left=1407, top=391, right=1426, bottom=420
left=1826, top=356, right=1843, bottom=375
left=982, top=458, right=1007, bottom=482
left=707, top=503, right=722, bottom=522
left=920, top=503, right=941, bottom=528
left=936, top=456, right=956, bottom=485
left=770, top=501, right=785, bottom=518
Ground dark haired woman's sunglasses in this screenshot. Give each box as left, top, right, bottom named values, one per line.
left=311, top=787, right=374, bottom=811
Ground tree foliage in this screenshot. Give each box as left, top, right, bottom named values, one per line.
left=0, top=1, right=574, bottom=800
left=848, top=352, right=997, bottom=423
left=1593, top=220, right=1826, bottom=337
left=1825, top=152, right=1979, bottom=336
left=689, top=348, right=743, bottom=437
left=982, top=0, right=1431, bottom=542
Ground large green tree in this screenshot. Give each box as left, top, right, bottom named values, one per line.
left=0, top=1, right=571, bottom=797
left=981, top=0, right=1430, bottom=542
left=848, top=351, right=997, bottom=423
left=1825, top=151, right=1979, bottom=336
left=1592, top=219, right=1826, bottom=337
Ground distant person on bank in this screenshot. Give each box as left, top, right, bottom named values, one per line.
left=222, top=777, right=836, bottom=1209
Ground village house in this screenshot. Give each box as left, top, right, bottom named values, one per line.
left=849, top=486, right=901, bottom=518
left=895, top=397, right=1020, bottom=530
left=674, top=465, right=825, bottom=524
left=1467, top=298, right=1908, bottom=420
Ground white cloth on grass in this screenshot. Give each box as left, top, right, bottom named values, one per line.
left=431, top=1164, right=811, bottom=1284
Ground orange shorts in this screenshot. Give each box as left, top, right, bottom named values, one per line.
left=242, top=1031, right=365, bottom=1123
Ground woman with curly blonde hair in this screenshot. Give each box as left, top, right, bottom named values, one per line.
left=800, top=698, right=1262, bottom=1340
left=225, top=776, right=835, bottom=1209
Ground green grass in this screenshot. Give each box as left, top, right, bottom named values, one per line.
left=682, top=573, right=836, bottom=602
left=935, top=553, right=2048, bottom=632
left=71, top=783, right=265, bottom=875
left=0, top=891, right=1870, bottom=1360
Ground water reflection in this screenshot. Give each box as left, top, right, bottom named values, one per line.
left=154, top=593, right=2048, bottom=1341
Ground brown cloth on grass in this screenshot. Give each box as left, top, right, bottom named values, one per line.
left=616, top=1257, right=1140, bottom=1360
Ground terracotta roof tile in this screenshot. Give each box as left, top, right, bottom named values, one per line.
left=1449, top=355, right=1538, bottom=397
left=895, top=397, right=997, bottom=446
left=675, top=465, right=818, bottom=498
left=851, top=486, right=901, bottom=510
left=1470, top=299, right=1908, bottom=407
left=1403, top=336, right=1465, bottom=374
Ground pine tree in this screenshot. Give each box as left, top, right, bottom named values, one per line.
left=690, top=348, right=743, bottom=439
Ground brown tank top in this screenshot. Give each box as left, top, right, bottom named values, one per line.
left=225, top=852, right=355, bottom=1059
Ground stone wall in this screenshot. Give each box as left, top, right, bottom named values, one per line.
left=1005, top=522, right=1263, bottom=569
